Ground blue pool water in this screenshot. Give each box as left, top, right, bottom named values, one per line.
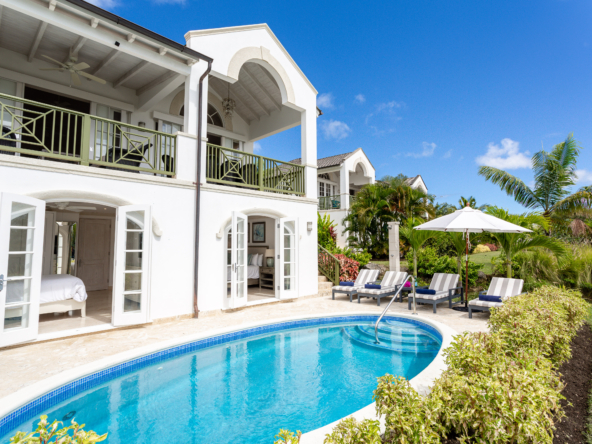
left=1, top=318, right=441, bottom=444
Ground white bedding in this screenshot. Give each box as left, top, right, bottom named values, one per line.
left=40, top=275, right=88, bottom=304
left=227, top=265, right=260, bottom=282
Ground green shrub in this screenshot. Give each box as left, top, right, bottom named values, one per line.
left=331, top=246, right=372, bottom=269
left=323, top=417, right=381, bottom=444
left=472, top=244, right=491, bottom=253
left=489, top=286, right=589, bottom=366
left=373, top=375, right=443, bottom=443
left=318, top=213, right=337, bottom=250
left=10, top=415, right=107, bottom=444
left=274, top=429, right=301, bottom=444
left=406, top=247, right=481, bottom=287
left=432, top=332, right=564, bottom=443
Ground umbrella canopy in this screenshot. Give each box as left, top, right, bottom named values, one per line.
left=414, top=206, right=532, bottom=233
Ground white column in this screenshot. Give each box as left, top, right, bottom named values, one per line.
left=300, top=106, right=317, bottom=199
left=340, top=165, right=350, bottom=210
left=175, top=133, right=198, bottom=182
left=388, top=222, right=400, bottom=272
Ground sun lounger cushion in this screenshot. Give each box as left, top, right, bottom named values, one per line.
left=479, top=295, right=502, bottom=303
left=415, top=290, right=450, bottom=300
left=416, top=289, right=436, bottom=295
left=486, top=277, right=524, bottom=298
left=429, top=273, right=460, bottom=292
left=365, top=284, right=381, bottom=289
left=339, top=281, right=354, bottom=286
left=470, top=299, right=503, bottom=308
left=333, top=269, right=379, bottom=291
left=360, top=287, right=397, bottom=295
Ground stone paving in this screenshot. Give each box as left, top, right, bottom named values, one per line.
left=0, top=294, right=490, bottom=400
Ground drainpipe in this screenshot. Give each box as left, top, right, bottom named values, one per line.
left=194, top=60, right=212, bottom=318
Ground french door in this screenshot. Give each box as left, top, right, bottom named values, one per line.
left=278, top=217, right=297, bottom=299
left=227, top=211, right=247, bottom=309
left=0, top=193, right=45, bottom=347
left=113, top=205, right=151, bottom=326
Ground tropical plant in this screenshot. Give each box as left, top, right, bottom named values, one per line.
left=318, top=213, right=337, bottom=249
left=434, top=202, right=456, bottom=216
left=10, top=416, right=107, bottom=444
left=478, top=134, right=592, bottom=223
left=274, top=429, right=301, bottom=444
left=323, top=417, right=381, bottom=444
left=335, top=254, right=359, bottom=282
left=330, top=246, right=371, bottom=269
left=485, top=207, right=567, bottom=278
left=399, top=219, right=440, bottom=277
left=406, top=247, right=482, bottom=287
left=458, top=196, right=489, bottom=210
left=473, top=244, right=491, bottom=253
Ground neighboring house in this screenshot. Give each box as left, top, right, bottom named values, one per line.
left=306, top=148, right=427, bottom=248
left=0, top=0, right=318, bottom=347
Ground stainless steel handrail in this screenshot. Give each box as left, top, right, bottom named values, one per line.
left=374, top=275, right=417, bottom=344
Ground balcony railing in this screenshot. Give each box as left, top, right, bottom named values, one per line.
left=318, top=195, right=341, bottom=210
left=206, top=143, right=305, bottom=196
left=0, top=93, right=177, bottom=176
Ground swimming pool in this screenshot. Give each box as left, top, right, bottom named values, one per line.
left=0, top=316, right=442, bottom=443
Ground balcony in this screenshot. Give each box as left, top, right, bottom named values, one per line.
left=0, top=93, right=177, bottom=176
left=205, top=143, right=305, bottom=196
left=317, top=194, right=355, bottom=210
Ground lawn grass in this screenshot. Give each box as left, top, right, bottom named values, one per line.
left=469, top=250, right=501, bottom=275
left=370, top=260, right=408, bottom=268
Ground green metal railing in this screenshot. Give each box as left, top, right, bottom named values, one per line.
left=206, top=143, right=305, bottom=195
left=318, top=195, right=341, bottom=210
left=0, top=93, right=176, bottom=176
left=318, top=245, right=340, bottom=286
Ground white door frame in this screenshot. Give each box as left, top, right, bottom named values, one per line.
left=277, top=217, right=298, bottom=300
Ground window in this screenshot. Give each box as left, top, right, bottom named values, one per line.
left=207, top=104, right=223, bottom=127
left=223, top=137, right=241, bottom=150
left=160, top=121, right=181, bottom=135
left=95, top=105, right=123, bottom=158
left=319, top=182, right=325, bottom=197
left=0, top=78, right=17, bottom=128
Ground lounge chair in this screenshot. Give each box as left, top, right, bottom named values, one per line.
left=409, top=273, right=463, bottom=313
left=468, top=277, right=524, bottom=318
left=356, top=271, right=408, bottom=306
left=332, top=269, right=380, bottom=302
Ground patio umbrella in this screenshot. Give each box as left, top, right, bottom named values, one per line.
left=413, top=205, right=532, bottom=309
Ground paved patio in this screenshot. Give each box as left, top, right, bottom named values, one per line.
left=0, top=294, right=490, bottom=400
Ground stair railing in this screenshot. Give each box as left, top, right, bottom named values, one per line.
left=318, top=245, right=340, bottom=286
left=374, top=275, right=417, bottom=344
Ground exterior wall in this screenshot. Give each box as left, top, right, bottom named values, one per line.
left=197, top=184, right=319, bottom=313
left=0, top=160, right=197, bottom=321
left=318, top=209, right=348, bottom=248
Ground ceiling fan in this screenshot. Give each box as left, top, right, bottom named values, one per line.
left=40, top=54, right=106, bottom=87
left=48, top=203, right=97, bottom=213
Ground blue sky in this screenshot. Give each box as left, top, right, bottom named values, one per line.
left=93, top=0, right=592, bottom=212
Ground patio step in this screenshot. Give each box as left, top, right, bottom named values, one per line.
left=318, top=275, right=329, bottom=283
left=318, top=281, right=333, bottom=296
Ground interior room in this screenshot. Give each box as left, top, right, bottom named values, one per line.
left=37, top=201, right=116, bottom=337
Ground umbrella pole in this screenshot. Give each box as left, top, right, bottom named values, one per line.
left=465, top=229, right=469, bottom=308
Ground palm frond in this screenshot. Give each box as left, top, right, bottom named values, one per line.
left=513, top=235, right=568, bottom=259
left=551, top=189, right=592, bottom=216
left=478, top=166, right=540, bottom=209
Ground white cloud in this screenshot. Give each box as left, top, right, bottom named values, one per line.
left=576, top=169, right=592, bottom=185
left=253, top=142, right=262, bottom=153
left=443, top=149, right=452, bottom=159
left=406, top=142, right=436, bottom=158
left=317, top=93, right=334, bottom=109
left=86, top=0, right=118, bottom=7
left=354, top=94, right=366, bottom=104
left=320, top=119, right=351, bottom=141
left=475, top=138, right=531, bottom=169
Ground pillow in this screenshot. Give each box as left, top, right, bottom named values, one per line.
left=251, top=254, right=259, bottom=266
left=365, top=284, right=381, bottom=289
left=416, top=289, right=436, bottom=295
left=257, top=254, right=263, bottom=267
left=339, top=281, right=354, bottom=286
left=247, top=254, right=254, bottom=265
left=479, top=295, right=503, bottom=303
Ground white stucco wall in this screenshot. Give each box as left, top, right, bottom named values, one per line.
left=0, top=160, right=197, bottom=321
left=198, top=184, right=318, bottom=313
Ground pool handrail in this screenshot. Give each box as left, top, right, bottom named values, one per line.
left=374, top=275, right=417, bottom=344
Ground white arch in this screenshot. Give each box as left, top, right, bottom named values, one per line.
left=26, top=190, right=163, bottom=237
left=351, top=159, right=370, bottom=178
left=226, top=46, right=296, bottom=104
left=216, top=207, right=287, bottom=239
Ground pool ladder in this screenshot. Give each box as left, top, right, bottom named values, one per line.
left=374, top=275, right=417, bottom=344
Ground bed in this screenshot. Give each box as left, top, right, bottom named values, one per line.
left=38, top=275, right=88, bottom=317
left=225, top=246, right=269, bottom=287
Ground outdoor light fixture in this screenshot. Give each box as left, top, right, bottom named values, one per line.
left=307, top=221, right=313, bottom=231
left=222, top=83, right=236, bottom=118
left=138, top=122, right=146, bottom=128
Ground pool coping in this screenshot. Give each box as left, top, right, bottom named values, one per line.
left=0, top=311, right=456, bottom=443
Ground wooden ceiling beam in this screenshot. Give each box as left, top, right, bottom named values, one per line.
left=92, top=48, right=120, bottom=77
left=209, top=81, right=254, bottom=123
left=234, top=80, right=270, bottom=117
left=242, top=66, right=281, bottom=111
left=63, top=36, right=87, bottom=64
left=114, top=60, right=149, bottom=88
left=28, top=21, right=48, bottom=62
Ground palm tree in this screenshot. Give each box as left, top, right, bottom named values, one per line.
left=400, top=218, right=440, bottom=277
left=448, top=232, right=467, bottom=276
left=484, top=207, right=567, bottom=278
left=435, top=202, right=456, bottom=216
left=458, top=196, right=489, bottom=211
left=478, top=134, right=592, bottom=222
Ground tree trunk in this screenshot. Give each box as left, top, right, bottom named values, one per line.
left=457, top=256, right=462, bottom=276
left=413, top=251, right=418, bottom=277
left=506, top=252, right=512, bottom=278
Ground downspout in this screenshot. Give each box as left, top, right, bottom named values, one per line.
left=194, top=60, right=212, bottom=318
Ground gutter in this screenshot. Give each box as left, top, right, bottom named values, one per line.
left=194, top=60, right=213, bottom=318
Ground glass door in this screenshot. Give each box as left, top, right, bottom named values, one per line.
left=230, top=211, right=247, bottom=308
left=0, top=193, right=45, bottom=347
left=113, top=205, right=151, bottom=326
left=278, top=218, right=297, bottom=299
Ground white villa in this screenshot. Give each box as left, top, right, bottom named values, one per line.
left=0, top=0, right=319, bottom=347
left=313, top=148, right=428, bottom=247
